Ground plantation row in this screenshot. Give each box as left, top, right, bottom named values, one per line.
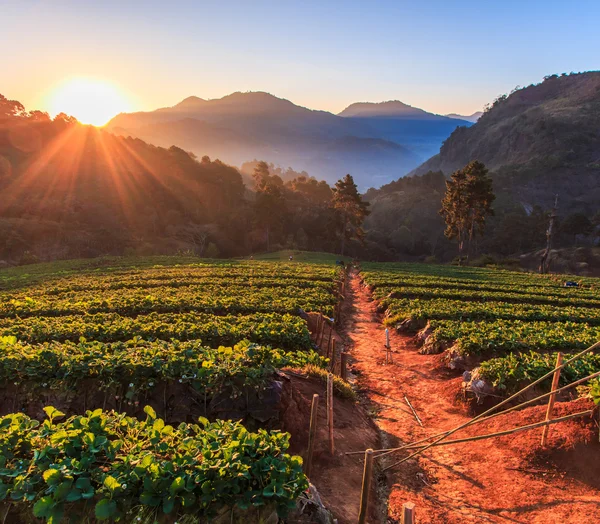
left=1, top=284, right=337, bottom=318
left=367, top=273, right=600, bottom=300
left=381, top=297, right=600, bottom=326
left=0, top=311, right=311, bottom=349
left=362, top=262, right=600, bottom=394
left=373, top=284, right=600, bottom=309
left=0, top=258, right=344, bottom=521
left=0, top=337, right=323, bottom=397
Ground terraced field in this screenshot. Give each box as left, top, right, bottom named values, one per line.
left=0, top=257, right=343, bottom=522
left=362, top=263, right=600, bottom=394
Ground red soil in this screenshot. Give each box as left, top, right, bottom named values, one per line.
left=280, top=374, right=381, bottom=523
left=339, top=270, right=600, bottom=523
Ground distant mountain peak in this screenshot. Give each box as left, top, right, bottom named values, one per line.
left=338, top=100, right=428, bottom=118
left=445, top=111, right=483, bottom=123
left=174, top=96, right=207, bottom=109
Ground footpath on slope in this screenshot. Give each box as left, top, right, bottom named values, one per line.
left=339, top=269, right=600, bottom=524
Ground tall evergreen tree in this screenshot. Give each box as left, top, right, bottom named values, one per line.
left=331, top=174, right=370, bottom=256
left=440, top=161, right=495, bottom=264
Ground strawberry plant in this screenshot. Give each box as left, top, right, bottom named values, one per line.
left=0, top=406, right=308, bottom=522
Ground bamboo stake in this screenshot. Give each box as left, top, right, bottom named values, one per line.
left=354, top=366, right=600, bottom=458
left=400, top=409, right=593, bottom=451
left=305, top=394, right=319, bottom=478
left=404, top=396, right=423, bottom=427
left=341, top=352, right=349, bottom=381
left=327, top=373, right=334, bottom=455
left=358, top=449, right=374, bottom=524
left=541, top=352, right=563, bottom=446
left=348, top=409, right=594, bottom=458
left=382, top=341, right=600, bottom=472
left=401, top=502, right=415, bottom=524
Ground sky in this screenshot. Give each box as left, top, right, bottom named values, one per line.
left=2, top=0, right=600, bottom=121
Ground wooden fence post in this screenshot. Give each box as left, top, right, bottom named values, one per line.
left=358, top=449, right=373, bottom=524
left=318, top=315, right=325, bottom=347
left=305, top=394, right=319, bottom=478
left=326, top=321, right=333, bottom=355
left=341, top=352, right=348, bottom=381
left=401, top=502, right=415, bottom=524
left=541, top=351, right=563, bottom=446
left=327, top=373, right=334, bottom=455
left=327, top=338, right=335, bottom=362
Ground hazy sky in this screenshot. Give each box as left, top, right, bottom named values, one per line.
left=2, top=0, right=599, bottom=117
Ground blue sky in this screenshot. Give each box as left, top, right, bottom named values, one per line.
left=2, top=0, right=599, bottom=117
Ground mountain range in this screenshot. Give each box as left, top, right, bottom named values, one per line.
left=107, top=93, right=472, bottom=188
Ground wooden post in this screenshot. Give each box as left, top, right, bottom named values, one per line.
left=318, top=316, right=325, bottom=348
left=541, top=352, right=563, bottom=446
left=341, top=352, right=348, bottom=381
left=401, top=502, right=415, bottom=524
left=305, top=394, right=319, bottom=478
left=358, top=449, right=374, bottom=524
left=327, top=373, right=334, bottom=455
left=327, top=338, right=335, bottom=362
left=326, top=321, right=333, bottom=355
left=329, top=348, right=337, bottom=374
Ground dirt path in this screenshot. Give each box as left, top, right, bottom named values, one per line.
left=340, top=270, right=600, bottom=523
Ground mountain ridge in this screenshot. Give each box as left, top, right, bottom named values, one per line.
left=107, top=91, right=470, bottom=188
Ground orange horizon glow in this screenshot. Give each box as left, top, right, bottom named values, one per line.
left=45, top=77, right=133, bottom=127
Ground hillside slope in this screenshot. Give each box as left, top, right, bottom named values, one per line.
left=411, top=72, right=600, bottom=212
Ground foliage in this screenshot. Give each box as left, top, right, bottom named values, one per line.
left=479, top=351, right=600, bottom=394
left=440, top=160, right=495, bottom=263
left=0, top=407, right=308, bottom=521
left=331, top=174, right=370, bottom=256
left=0, top=337, right=326, bottom=396
left=362, top=262, right=600, bottom=379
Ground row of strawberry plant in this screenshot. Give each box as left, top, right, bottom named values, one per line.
left=372, top=284, right=600, bottom=309
left=427, top=319, right=600, bottom=357
left=381, top=297, right=600, bottom=326
left=0, top=337, right=325, bottom=396
left=0, top=406, right=307, bottom=522
left=364, top=274, right=600, bottom=301
left=1, top=284, right=337, bottom=318
left=478, top=350, right=600, bottom=394
left=0, top=312, right=311, bottom=349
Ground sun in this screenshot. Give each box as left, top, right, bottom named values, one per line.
left=47, top=78, right=132, bottom=126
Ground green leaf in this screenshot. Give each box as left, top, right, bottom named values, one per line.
left=43, top=469, right=62, bottom=485
left=169, top=477, right=185, bottom=495
left=163, top=496, right=175, bottom=514
left=143, top=405, right=156, bottom=419
left=103, top=475, right=120, bottom=493
left=33, top=496, right=54, bottom=518
left=95, top=499, right=117, bottom=520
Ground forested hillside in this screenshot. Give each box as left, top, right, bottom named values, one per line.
left=412, top=72, right=600, bottom=213
left=0, top=95, right=348, bottom=263
left=362, top=73, right=600, bottom=266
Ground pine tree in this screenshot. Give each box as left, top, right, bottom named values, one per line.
left=440, top=161, right=495, bottom=264
left=331, top=174, right=370, bottom=256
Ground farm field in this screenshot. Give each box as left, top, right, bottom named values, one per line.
left=362, top=262, right=600, bottom=394
left=0, top=256, right=345, bottom=522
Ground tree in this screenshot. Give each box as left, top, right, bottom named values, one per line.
left=252, top=161, right=285, bottom=251
left=440, top=161, right=495, bottom=265
left=561, top=212, right=593, bottom=243
left=331, top=174, right=370, bottom=256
